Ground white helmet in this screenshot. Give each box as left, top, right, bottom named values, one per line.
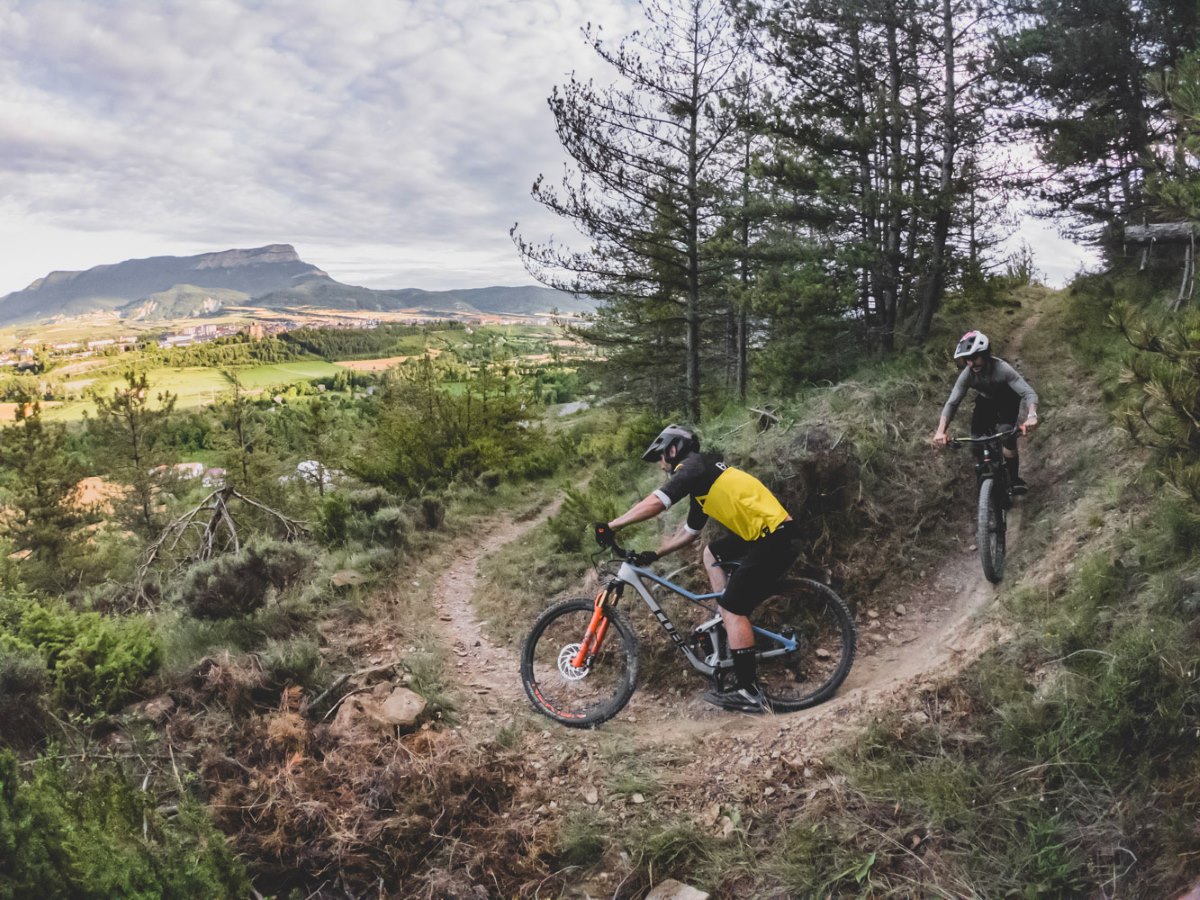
left=953, top=330, right=990, bottom=360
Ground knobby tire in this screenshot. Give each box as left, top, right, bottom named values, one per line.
left=977, top=478, right=1006, bottom=583
left=520, top=598, right=639, bottom=728
left=754, top=578, right=856, bottom=711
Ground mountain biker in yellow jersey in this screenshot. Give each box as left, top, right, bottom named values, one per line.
left=931, top=330, right=1039, bottom=492
left=597, top=425, right=798, bottom=713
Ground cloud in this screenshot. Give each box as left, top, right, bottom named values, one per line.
left=0, top=0, right=641, bottom=293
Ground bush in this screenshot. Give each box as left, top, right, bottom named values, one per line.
left=314, top=492, right=352, bottom=546
left=0, top=750, right=249, bottom=897
left=547, top=478, right=622, bottom=553
left=343, top=486, right=393, bottom=516
left=259, top=635, right=322, bottom=689
left=419, top=496, right=445, bottom=530
left=368, top=506, right=410, bottom=548
left=176, top=552, right=271, bottom=620
left=3, top=603, right=161, bottom=715
left=176, top=540, right=316, bottom=620
left=316, top=489, right=408, bottom=547
left=0, top=648, right=49, bottom=745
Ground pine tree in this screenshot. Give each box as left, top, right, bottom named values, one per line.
left=513, top=0, right=749, bottom=419
left=88, top=370, right=177, bottom=536
left=210, top=373, right=280, bottom=496
left=0, top=402, right=88, bottom=590
left=991, top=0, right=1199, bottom=234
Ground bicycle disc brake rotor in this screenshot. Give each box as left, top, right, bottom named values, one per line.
left=556, top=644, right=590, bottom=681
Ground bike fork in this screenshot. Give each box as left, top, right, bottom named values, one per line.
left=571, top=588, right=612, bottom=669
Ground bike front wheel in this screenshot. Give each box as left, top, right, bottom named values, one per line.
left=520, top=598, right=640, bottom=728
left=977, top=478, right=1006, bottom=583
left=753, top=579, right=856, bottom=711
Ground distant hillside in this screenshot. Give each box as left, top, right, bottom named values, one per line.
left=124, top=285, right=256, bottom=321
left=0, top=245, right=322, bottom=324
left=253, top=279, right=594, bottom=317
left=0, top=244, right=591, bottom=325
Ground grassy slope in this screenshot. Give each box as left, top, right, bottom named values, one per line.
left=15, top=282, right=1191, bottom=896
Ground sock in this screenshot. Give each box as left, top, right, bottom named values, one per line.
left=732, top=647, right=757, bottom=691
left=1007, top=455, right=1021, bottom=482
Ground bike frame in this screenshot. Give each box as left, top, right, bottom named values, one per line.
left=579, top=559, right=800, bottom=677
left=954, top=428, right=1019, bottom=508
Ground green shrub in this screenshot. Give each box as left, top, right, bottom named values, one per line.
left=176, top=552, right=269, bottom=619
left=343, top=486, right=392, bottom=516
left=259, top=635, right=322, bottom=689
left=419, top=496, right=445, bottom=530
left=368, top=506, right=410, bottom=548
left=314, top=492, right=352, bottom=546
left=176, top=540, right=316, bottom=620
left=547, top=480, right=622, bottom=553
left=0, top=749, right=249, bottom=898
left=4, top=603, right=161, bottom=715
left=0, top=647, right=49, bottom=745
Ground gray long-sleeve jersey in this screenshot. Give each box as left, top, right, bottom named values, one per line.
left=940, top=357, right=1038, bottom=422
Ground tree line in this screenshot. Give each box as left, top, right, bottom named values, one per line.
left=513, top=0, right=1199, bottom=419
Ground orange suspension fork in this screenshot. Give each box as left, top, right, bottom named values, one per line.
left=571, top=589, right=612, bottom=669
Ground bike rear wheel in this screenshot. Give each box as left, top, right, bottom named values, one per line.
left=977, top=478, right=1006, bottom=583
left=520, top=598, right=639, bottom=728
left=753, top=579, right=856, bottom=711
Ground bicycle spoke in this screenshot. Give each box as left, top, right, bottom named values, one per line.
left=752, top=580, right=855, bottom=710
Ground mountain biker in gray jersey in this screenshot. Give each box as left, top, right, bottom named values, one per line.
left=931, top=330, right=1039, bottom=493
left=599, top=424, right=798, bottom=714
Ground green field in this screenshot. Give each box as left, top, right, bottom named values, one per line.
left=43, top=360, right=345, bottom=420
left=17, top=321, right=583, bottom=422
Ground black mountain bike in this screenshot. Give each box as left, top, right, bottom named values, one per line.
left=520, top=534, right=857, bottom=728
left=951, top=427, right=1020, bottom=583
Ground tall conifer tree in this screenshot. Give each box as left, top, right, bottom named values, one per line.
left=513, top=0, right=747, bottom=419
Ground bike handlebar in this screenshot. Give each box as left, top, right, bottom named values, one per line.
left=592, top=523, right=657, bottom=566
left=949, top=426, right=1021, bottom=447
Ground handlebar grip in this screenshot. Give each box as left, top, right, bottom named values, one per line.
left=593, top=522, right=615, bottom=549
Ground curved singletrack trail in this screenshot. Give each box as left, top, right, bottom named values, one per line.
left=425, top=313, right=1059, bottom=767
left=427, top=500, right=562, bottom=719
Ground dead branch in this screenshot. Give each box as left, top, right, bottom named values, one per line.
left=131, top=486, right=310, bottom=608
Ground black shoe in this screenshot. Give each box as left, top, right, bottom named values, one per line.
left=702, top=685, right=770, bottom=713
left=1010, top=477, right=1028, bottom=496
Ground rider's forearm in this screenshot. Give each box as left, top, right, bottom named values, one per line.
left=935, top=415, right=949, bottom=436
left=1025, top=404, right=1038, bottom=420
left=655, top=527, right=698, bottom=558
left=609, top=494, right=666, bottom=530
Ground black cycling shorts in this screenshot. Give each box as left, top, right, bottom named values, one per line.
left=971, top=396, right=1020, bottom=452
left=710, top=521, right=800, bottom=616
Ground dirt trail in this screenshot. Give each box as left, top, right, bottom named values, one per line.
left=427, top=499, right=562, bottom=717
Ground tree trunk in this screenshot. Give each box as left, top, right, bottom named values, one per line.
left=912, top=0, right=956, bottom=343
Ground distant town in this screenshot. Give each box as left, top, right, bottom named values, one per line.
left=0, top=308, right=567, bottom=371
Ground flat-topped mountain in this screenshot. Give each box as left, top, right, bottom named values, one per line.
left=0, top=244, right=586, bottom=325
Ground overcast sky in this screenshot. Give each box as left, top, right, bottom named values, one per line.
left=0, top=0, right=1093, bottom=297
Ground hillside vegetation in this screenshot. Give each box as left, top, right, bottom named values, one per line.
left=1, top=272, right=1197, bottom=897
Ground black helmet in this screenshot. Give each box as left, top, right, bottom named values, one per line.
left=642, top=424, right=699, bottom=462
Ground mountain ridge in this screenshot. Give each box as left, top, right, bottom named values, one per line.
left=0, top=244, right=586, bottom=325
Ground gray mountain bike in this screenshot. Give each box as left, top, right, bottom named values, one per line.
left=520, top=533, right=857, bottom=728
